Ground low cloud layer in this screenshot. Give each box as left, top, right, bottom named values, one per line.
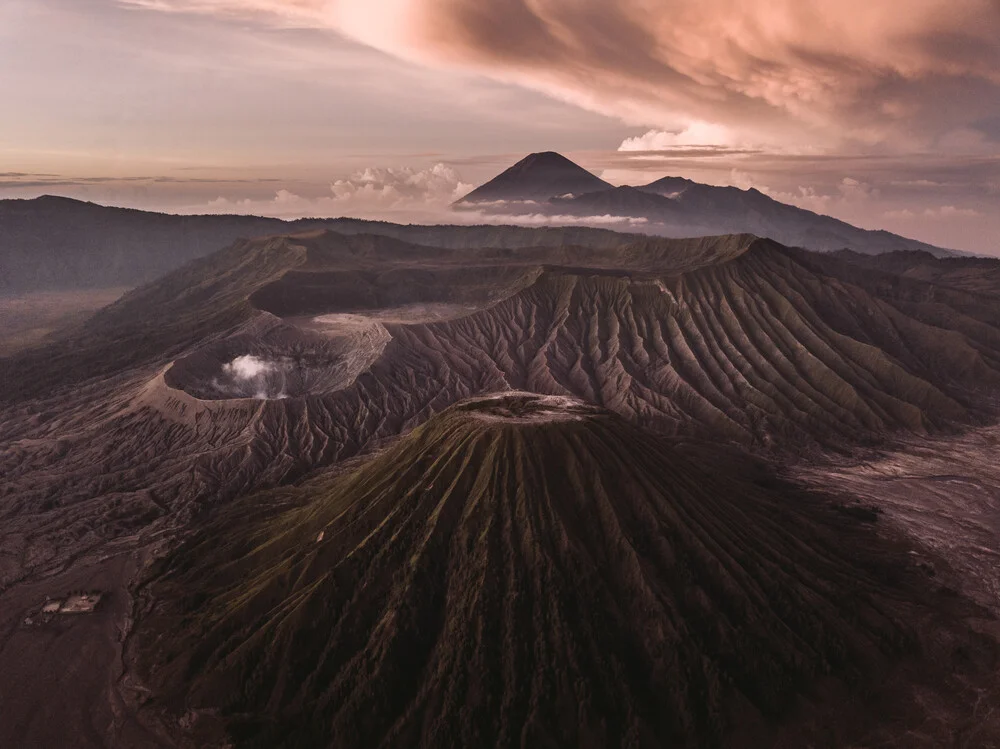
left=473, top=212, right=649, bottom=228
left=201, top=163, right=472, bottom=221
left=120, top=0, right=1000, bottom=151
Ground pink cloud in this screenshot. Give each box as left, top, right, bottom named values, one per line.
left=121, top=0, right=1000, bottom=150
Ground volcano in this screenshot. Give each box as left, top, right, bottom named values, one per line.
left=457, top=151, right=614, bottom=203
left=455, top=153, right=956, bottom=257
left=135, top=393, right=920, bottom=749
left=4, top=227, right=1000, bottom=749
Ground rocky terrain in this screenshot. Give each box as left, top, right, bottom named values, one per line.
left=0, top=225, right=998, bottom=747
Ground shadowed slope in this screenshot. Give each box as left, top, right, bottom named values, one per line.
left=0, top=196, right=290, bottom=293
left=828, top=249, right=1000, bottom=297
left=0, top=195, right=646, bottom=293
left=134, top=394, right=917, bottom=749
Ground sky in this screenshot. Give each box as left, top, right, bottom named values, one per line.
left=1, top=0, right=998, bottom=254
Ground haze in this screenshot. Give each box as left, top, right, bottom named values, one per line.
left=1, top=0, right=998, bottom=255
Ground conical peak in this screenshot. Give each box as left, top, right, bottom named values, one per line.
left=501, top=151, right=601, bottom=181
left=514, top=151, right=581, bottom=169
left=458, top=151, right=612, bottom=202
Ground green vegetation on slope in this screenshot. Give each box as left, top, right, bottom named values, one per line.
left=136, top=394, right=918, bottom=749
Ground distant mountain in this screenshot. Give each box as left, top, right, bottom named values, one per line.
left=0, top=157, right=959, bottom=295
left=457, top=153, right=958, bottom=257
left=634, top=176, right=954, bottom=256
left=0, top=196, right=288, bottom=293
left=457, top=151, right=613, bottom=203
left=554, top=184, right=685, bottom=218
left=0, top=195, right=638, bottom=293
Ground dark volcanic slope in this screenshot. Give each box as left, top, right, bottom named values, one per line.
left=133, top=393, right=917, bottom=749
left=457, top=151, right=613, bottom=203
left=0, top=196, right=288, bottom=292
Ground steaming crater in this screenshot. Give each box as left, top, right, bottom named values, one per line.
left=213, top=354, right=294, bottom=400
left=165, top=320, right=390, bottom=401
left=165, top=303, right=493, bottom=402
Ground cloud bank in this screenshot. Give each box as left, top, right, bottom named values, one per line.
left=329, top=163, right=472, bottom=210
left=193, top=163, right=651, bottom=228
left=201, top=163, right=472, bottom=220
left=120, top=0, right=1000, bottom=150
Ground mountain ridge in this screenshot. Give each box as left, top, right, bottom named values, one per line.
left=456, top=152, right=958, bottom=258
left=0, top=195, right=651, bottom=293
left=0, top=162, right=965, bottom=296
